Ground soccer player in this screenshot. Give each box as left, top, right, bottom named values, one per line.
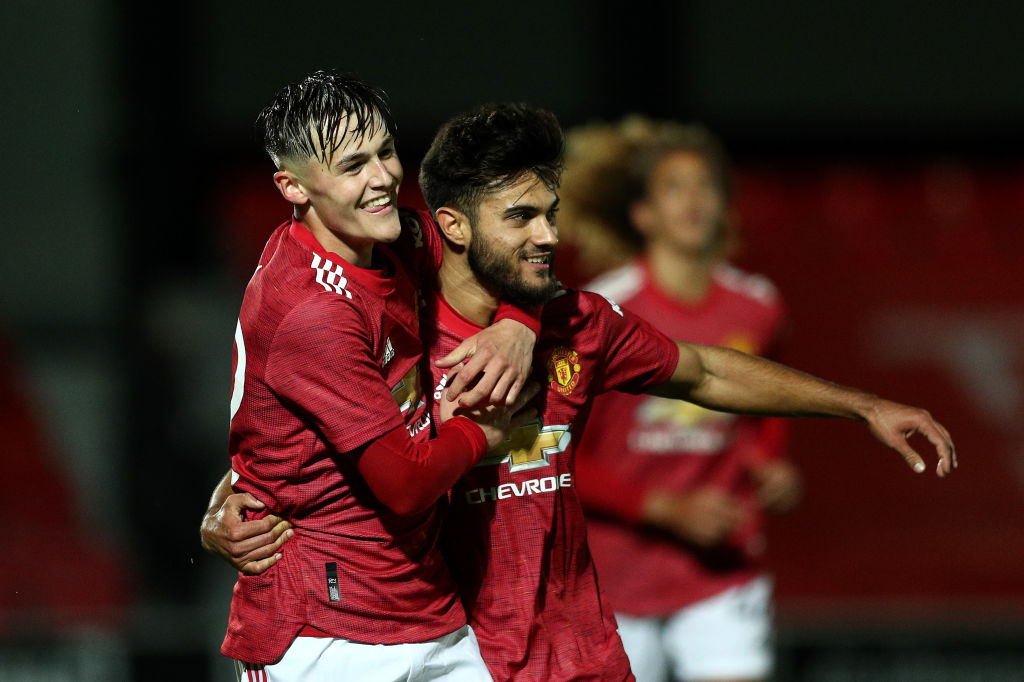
left=219, top=72, right=541, bottom=681
left=572, top=121, right=799, bottom=682
left=205, top=102, right=957, bottom=681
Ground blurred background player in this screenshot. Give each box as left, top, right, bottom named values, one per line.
left=567, top=119, right=801, bottom=682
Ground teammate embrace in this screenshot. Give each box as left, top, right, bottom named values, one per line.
left=203, top=71, right=956, bottom=682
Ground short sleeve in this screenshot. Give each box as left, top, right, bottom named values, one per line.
left=581, top=291, right=679, bottom=394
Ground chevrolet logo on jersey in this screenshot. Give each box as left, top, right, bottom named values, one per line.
left=478, top=420, right=572, bottom=472
left=391, top=365, right=422, bottom=414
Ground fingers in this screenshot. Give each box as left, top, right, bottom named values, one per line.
left=503, top=374, right=525, bottom=406
left=240, top=552, right=283, bottom=575
left=230, top=522, right=293, bottom=556
left=434, top=339, right=474, bottom=369
left=439, top=320, right=536, bottom=406
left=893, top=433, right=927, bottom=474
left=269, top=520, right=294, bottom=548
left=871, top=402, right=958, bottom=478
left=454, top=356, right=519, bottom=408
left=456, top=365, right=499, bottom=407
left=508, top=381, right=541, bottom=414
left=226, top=513, right=282, bottom=541
left=487, top=371, right=518, bottom=407
left=920, top=427, right=951, bottom=478
left=930, top=419, right=957, bottom=472
left=232, top=526, right=295, bottom=574
left=240, top=526, right=294, bottom=558
left=911, top=415, right=956, bottom=478
left=445, top=355, right=490, bottom=403
left=225, top=492, right=265, bottom=515
left=218, top=512, right=294, bottom=568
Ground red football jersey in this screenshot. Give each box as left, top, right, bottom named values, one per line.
left=428, top=289, right=678, bottom=682
left=223, top=211, right=466, bottom=664
left=576, top=259, right=788, bottom=616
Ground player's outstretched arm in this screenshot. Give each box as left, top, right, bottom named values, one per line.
left=655, top=341, right=957, bottom=477
left=436, top=317, right=537, bottom=408
left=200, top=471, right=293, bottom=575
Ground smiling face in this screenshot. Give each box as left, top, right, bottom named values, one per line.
left=278, top=117, right=403, bottom=266
left=466, top=173, right=561, bottom=308
left=633, top=149, right=724, bottom=256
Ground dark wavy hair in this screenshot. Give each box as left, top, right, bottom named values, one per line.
left=254, top=70, right=397, bottom=168
left=419, top=102, right=565, bottom=219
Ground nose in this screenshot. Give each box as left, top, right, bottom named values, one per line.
left=369, top=156, right=401, bottom=188
left=532, top=217, right=558, bottom=247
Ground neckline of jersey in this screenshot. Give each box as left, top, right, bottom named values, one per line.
left=289, top=220, right=398, bottom=293
left=639, top=257, right=724, bottom=315
left=434, top=291, right=485, bottom=338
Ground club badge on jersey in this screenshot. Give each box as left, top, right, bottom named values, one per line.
left=547, top=347, right=581, bottom=395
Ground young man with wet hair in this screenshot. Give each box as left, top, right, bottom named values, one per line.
left=207, top=100, right=956, bottom=682
left=218, top=72, right=539, bottom=681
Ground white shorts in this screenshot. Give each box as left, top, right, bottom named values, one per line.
left=233, top=625, right=493, bottom=682
left=616, top=576, right=774, bottom=681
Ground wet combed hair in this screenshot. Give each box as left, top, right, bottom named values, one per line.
left=419, top=102, right=565, bottom=219
left=254, top=70, right=397, bottom=168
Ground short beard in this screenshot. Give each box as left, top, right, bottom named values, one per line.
left=468, top=236, right=559, bottom=309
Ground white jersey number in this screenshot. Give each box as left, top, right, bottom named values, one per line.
left=229, top=319, right=246, bottom=421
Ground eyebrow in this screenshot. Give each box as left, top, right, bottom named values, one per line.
left=336, top=135, right=395, bottom=167
left=502, top=195, right=560, bottom=217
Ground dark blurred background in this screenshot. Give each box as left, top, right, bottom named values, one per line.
left=3, top=1, right=1024, bottom=680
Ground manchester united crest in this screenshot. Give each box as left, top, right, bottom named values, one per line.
left=547, top=347, right=581, bottom=395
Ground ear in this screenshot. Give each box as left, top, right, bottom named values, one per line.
left=434, top=206, right=471, bottom=247
left=629, top=199, right=653, bottom=237
left=273, top=169, right=310, bottom=206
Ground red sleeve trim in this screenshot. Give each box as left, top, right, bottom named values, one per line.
left=357, top=417, right=487, bottom=515
left=494, top=302, right=542, bottom=337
